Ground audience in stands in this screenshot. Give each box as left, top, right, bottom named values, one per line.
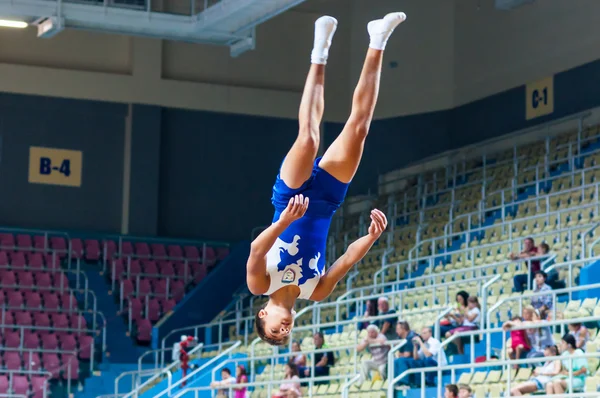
left=394, top=326, right=447, bottom=386
left=289, top=341, right=306, bottom=367
left=444, top=384, right=458, bottom=398
left=357, top=324, right=390, bottom=382
left=445, top=296, right=481, bottom=354
left=273, top=363, right=301, bottom=398
left=373, top=297, right=397, bottom=340
left=458, top=384, right=473, bottom=398
left=568, top=322, right=590, bottom=350
left=511, top=237, right=540, bottom=292
left=234, top=365, right=248, bottom=398
left=527, top=308, right=555, bottom=359
left=504, top=316, right=531, bottom=363
left=360, top=299, right=378, bottom=330
left=210, top=368, right=237, bottom=397
left=546, top=334, right=588, bottom=394
left=439, top=291, right=470, bottom=336
left=531, top=271, right=554, bottom=310
left=510, top=345, right=561, bottom=396
left=299, top=332, right=334, bottom=380
left=395, top=321, right=417, bottom=358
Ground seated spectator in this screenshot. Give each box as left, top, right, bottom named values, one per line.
left=360, top=299, right=378, bottom=330
left=299, top=332, right=334, bottom=380
left=458, top=384, right=473, bottom=398
left=440, top=291, right=469, bottom=337
left=210, top=368, right=236, bottom=397
left=394, top=326, right=447, bottom=386
left=568, top=323, right=590, bottom=350
left=395, top=321, right=417, bottom=358
left=511, top=237, right=540, bottom=292
left=503, top=316, right=531, bottom=364
left=444, top=384, right=458, bottom=398
left=289, top=341, right=306, bottom=367
left=357, top=324, right=390, bottom=382
left=510, top=345, right=561, bottom=396
left=445, top=297, right=481, bottom=355
left=527, top=309, right=555, bottom=359
left=531, top=271, right=553, bottom=310
left=373, top=297, right=397, bottom=340
left=546, top=334, right=588, bottom=394
left=234, top=365, right=248, bottom=398
left=273, top=363, right=301, bottom=398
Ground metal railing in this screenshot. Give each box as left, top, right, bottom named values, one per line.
left=114, top=340, right=208, bottom=397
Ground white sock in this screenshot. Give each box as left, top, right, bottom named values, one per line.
left=368, top=12, right=406, bottom=51
left=311, top=16, right=338, bottom=65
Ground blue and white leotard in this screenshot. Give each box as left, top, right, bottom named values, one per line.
left=264, top=157, right=349, bottom=300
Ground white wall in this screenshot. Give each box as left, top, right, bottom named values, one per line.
left=0, top=1, right=351, bottom=121
left=348, top=0, right=455, bottom=119
left=2, top=0, right=600, bottom=121
left=454, top=0, right=600, bottom=106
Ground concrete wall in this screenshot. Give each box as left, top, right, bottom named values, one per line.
left=454, top=0, right=600, bottom=106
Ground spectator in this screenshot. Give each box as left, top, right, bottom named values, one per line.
left=440, top=291, right=469, bottom=336
left=360, top=299, right=379, bottom=330
left=511, top=237, right=540, bottom=292
left=290, top=341, right=306, bottom=367
left=503, top=316, right=530, bottom=364
left=444, top=384, right=458, bottom=398
left=395, top=321, right=417, bottom=358
left=526, top=309, right=555, bottom=359
left=568, top=323, right=590, bottom=350
left=458, top=384, right=472, bottom=398
left=210, top=368, right=236, bottom=397
left=410, top=327, right=447, bottom=386
left=445, top=297, right=481, bottom=355
left=273, top=363, right=301, bottom=398
left=510, top=345, right=561, bottom=396
left=300, top=332, right=334, bottom=379
left=531, top=271, right=553, bottom=310
left=393, top=321, right=417, bottom=386
left=357, top=324, right=389, bottom=383
left=234, top=365, right=248, bottom=398
left=374, top=297, right=397, bottom=340
left=546, top=334, right=588, bottom=394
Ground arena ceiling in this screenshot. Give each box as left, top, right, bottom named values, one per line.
left=0, top=0, right=309, bottom=56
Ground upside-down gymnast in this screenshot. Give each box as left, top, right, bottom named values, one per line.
left=246, top=12, right=406, bottom=345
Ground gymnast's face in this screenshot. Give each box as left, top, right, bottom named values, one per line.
left=258, top=302, right=295, bottom=341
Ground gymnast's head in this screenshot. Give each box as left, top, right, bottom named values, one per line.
left=255, top=300, right=295, bottom=346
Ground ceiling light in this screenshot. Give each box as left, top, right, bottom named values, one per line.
left=0, top=19, right=28, bottom=29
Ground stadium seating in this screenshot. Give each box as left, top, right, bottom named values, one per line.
left=141, top=120, right=600, bottom=397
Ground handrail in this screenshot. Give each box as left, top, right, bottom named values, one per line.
left=390, top=350, right=600, bottom=398
left=137, top=343, right=204, bottom=375
left=375, top=110, right=590, bottom=201
left=415, top=185, right=600, bottom=259
left=118, top=339, right=207, bottom=397
left=151, top=341, right=242, bottom=398
left=340, top=374, right=361, bottom=398
left=485, top=279, right=600, bottom=358
left=445, top=166, right=600, bottom=236
left=170, top=374, right=354, bottom=398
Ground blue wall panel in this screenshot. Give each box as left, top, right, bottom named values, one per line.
left=158, top=109, right=298, bottom=242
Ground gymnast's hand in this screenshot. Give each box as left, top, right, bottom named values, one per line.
left=368, top=209, right=387, bottom=239
left=280, top=194, right=309, bottom=225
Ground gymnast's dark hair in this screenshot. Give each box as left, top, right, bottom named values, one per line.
left=255, top=303, right=290, bottom=346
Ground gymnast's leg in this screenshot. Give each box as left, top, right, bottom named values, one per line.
left=279, top=16, right=337, bottom=189
left=319, top=12, right=406, bottom=183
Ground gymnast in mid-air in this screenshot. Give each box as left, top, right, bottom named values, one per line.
left=246, top=12, right=406, bottom=345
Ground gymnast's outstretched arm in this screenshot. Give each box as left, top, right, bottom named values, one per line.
left=310, top=209, right=387, bottom=301
left=246, top=195, right=309, bottom=295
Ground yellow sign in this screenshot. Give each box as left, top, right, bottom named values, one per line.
left=526, top=76, right=554, bottom=120
left=28, top=146, right=83, bottom=187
